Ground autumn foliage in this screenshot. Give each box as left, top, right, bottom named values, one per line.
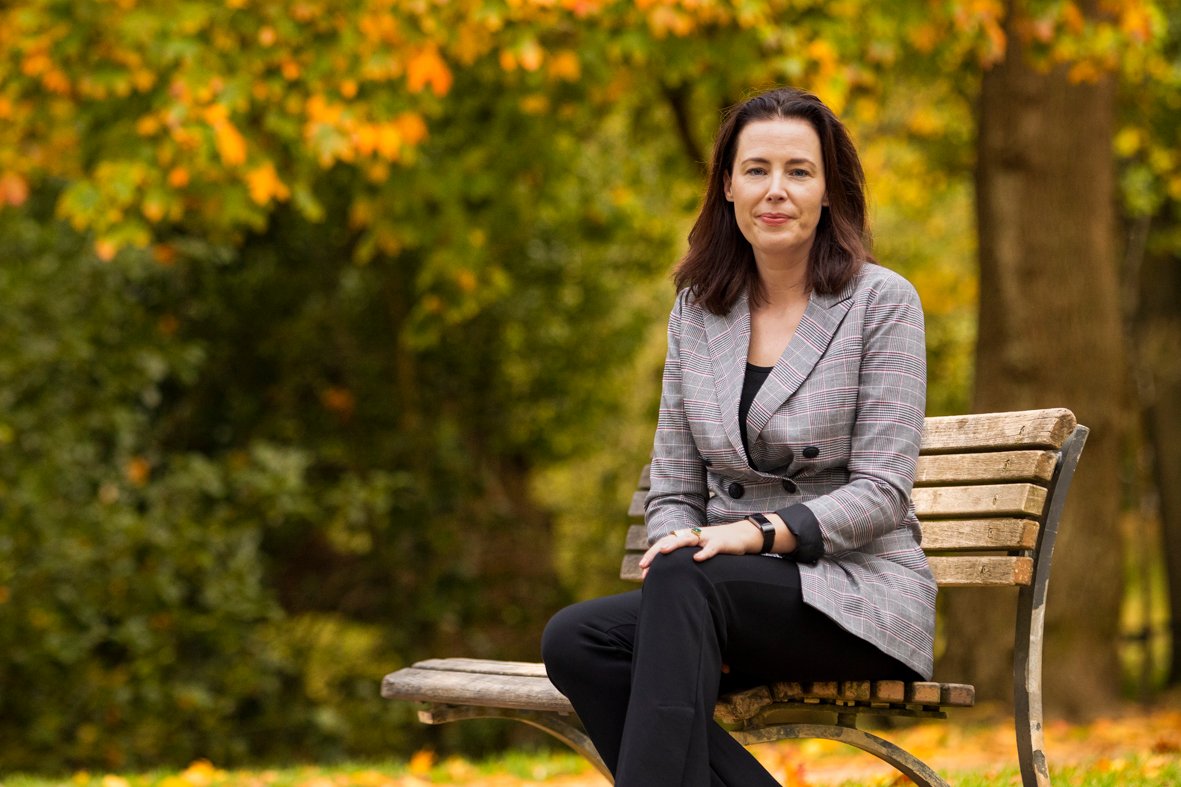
left=0, top=0, right=1179, bottom=774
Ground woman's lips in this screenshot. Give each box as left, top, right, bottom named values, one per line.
left=758, top=213, right=791, bottom=225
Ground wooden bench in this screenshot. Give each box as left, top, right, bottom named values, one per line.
left=383, top=408, right=1088, bottom=787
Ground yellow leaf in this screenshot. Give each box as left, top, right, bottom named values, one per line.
left=136, top=115, right=161, bottom=136
left=548, top=50, right=581, bottom=81
left=180, top=759, right=217, bottom=785
left=456, top=269, right=477, bottom=292
left=245, top=163, right=290, bottom=206
left=518, top=40, right=544, bottom=72
left=408, top=749, right=435, bottom=775
left=214, top=122, right=247, bottom=166
left=355, top=124, right=379, bottom=156
left=142, top=197, right=167, bottom=222
left=1113, top=127, right=1141, bottom=157
left=1067, top=59, right=1102, bottom=84
left=1062, top=2, right=1085, bottom=34
left=100, top=775, right=129, bottom=787
left=1121, top=2, right=1154, bottom=42
left=376, top=124, right=401, bottom=160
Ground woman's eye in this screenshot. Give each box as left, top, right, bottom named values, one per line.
left=746, top=167, right=766, bottom=176
left=790, top=168, right=810, bottom=177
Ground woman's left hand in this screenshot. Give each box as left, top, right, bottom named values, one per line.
left=639, top=521, right=763, bottom=578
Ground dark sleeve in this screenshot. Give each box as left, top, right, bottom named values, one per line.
left=775, top=502, right=824, bottom=564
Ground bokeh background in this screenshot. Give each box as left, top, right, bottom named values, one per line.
left=0, top=0, right=1178, bottom=775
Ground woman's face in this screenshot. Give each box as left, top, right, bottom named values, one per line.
left=724, top=117, right=828, bottom=269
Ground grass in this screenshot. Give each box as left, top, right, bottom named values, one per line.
left=3, top=708, right=1181, bottom=787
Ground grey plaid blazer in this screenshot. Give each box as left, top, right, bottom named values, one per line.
left=645, top=263, right=936, bottom=678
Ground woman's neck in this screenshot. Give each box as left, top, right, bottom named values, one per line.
left=754, top=257, right=809, bottom=313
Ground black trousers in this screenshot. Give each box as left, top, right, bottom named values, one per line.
left=540, top=548, right=920, bottom=787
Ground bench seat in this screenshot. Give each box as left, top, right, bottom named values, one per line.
left=382, top=658, right=975, bottom=723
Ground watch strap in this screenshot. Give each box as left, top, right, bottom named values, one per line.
left=747, top=513, right=776, bottom=554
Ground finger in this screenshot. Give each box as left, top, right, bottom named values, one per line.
left=693, top=541, right=717, bottom=561
left=639, top=537, right=674, bottom=568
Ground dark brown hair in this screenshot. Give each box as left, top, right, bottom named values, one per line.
left=674, top=87, right=873, bottom=314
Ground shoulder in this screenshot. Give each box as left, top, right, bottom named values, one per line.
left=854, top=262, right=919, bottom=298
left=842, top=263, right=923, bottom=312
left=669, top=287, right=710, bottom=326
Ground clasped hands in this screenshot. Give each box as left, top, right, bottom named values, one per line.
left=638, top=518, right=772, bottom=579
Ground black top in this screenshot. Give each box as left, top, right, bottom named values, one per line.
left=738, top=363, right=773, bottom=462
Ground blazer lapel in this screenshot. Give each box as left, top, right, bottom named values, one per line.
left=703, top=291, right=751, bottom=462
left=746, top=282, right=857, bottom=457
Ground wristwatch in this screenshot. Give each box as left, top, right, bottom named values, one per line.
left=746, top=513, right=776, bottom=554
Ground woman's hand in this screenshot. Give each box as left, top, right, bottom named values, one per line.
left=639, top=520, right=764, bottom=578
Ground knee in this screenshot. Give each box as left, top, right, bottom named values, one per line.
left=644, top=546, right=703, bottom=586
left=541, top=604, right=590, bottom=681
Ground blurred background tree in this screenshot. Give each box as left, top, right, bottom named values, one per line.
left=0, top=0, right=1176, bottom=773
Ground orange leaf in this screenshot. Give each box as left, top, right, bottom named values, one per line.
left=125, top=457, right=150, bottom=486
left=95, top=239, right=119, bottom=262
left=168, top=167, right=190, bottom=188
left=0, top=172, right=29, bottom=206
left=406, top=45, right=452, bottom=96
left=395, top=113, right=428, bottom=146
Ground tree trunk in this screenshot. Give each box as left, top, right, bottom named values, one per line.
left=1131, top=216, right=1181, bottom=685
left=937, top=0, right=1126, bottom=716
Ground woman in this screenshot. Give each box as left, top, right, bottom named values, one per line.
left=541, top=87, right=935, bottom=787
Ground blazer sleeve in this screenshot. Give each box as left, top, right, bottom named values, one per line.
left=776, top=275, right=927, bottom=560
left=645, top=290, right=708, bottom=543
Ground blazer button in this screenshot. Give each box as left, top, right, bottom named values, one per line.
left=727, top=481, right=745, bottom=499
left=782, top=479, right=798, bottom=494
left=802, top=446, right=820, bottom=459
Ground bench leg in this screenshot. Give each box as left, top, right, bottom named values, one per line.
left=1011, top=426, right=1088, bottom=787
left=417, top=704, right=613, bottom=783
left=731, top=723, right=950, bottom=787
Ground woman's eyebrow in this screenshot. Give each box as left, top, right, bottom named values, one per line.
left=738, top=156, right=816, bottom=166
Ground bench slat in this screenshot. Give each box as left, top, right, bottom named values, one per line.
left=381, top=666, right=573, bottom=713
left=913, top=483, right=1047, bottom=519
left=920, top=518, right=1039, bottom=551
left=920, top=408, right=1076, bottom=453
left=411, top=658, right=550, bottom=678
left=628, top=490, right=646, bottom=519
left=914, top=450, right=1057, bottom=486
left=928, top=556, right=1033, bottom=586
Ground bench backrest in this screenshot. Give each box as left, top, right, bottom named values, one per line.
left=621, top=408, right=1089, bottom=589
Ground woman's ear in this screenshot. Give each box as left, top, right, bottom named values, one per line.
left=723, top=172, right=733, bottom=202
left=822, top=191, right=829, bottom=207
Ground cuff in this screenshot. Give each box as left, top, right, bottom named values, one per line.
left=775, top=503, right=824, bottom=564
